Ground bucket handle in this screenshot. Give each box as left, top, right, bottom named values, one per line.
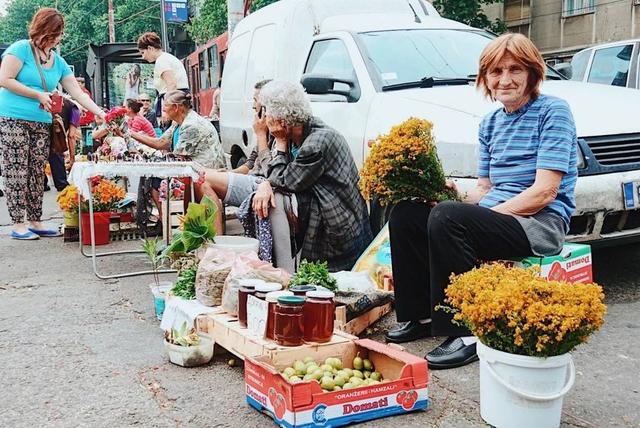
left=485, top=358, right=575, bottom=402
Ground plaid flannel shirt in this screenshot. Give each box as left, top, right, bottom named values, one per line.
left=267, top=118, right=372, bottom=271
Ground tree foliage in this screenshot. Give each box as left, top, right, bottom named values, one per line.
left=0, top=0, right=167, bottom=68
left=186, top=0, right=279, bottom=45
left=432, top=0, right=507, bottom=34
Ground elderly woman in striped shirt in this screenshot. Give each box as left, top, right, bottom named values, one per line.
left=386, top=33, right=578, bottom=370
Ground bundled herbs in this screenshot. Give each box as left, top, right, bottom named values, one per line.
left=163, top=196, right=218, bottom=258
left=359, top=117, right=458, bottom=205
left=164, top=321, right=201, bottom=347
left=440, top=264, right=606, bottom=357
left=291, top=260, right=337, bottom=291
left=172, top=265, right=198, bottom=299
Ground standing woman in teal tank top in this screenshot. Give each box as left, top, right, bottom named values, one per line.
left=0, top=8, right=106, bottom=240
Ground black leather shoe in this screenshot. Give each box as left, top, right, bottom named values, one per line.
left=385, top=321, right=431, bottom=343
left=426, top=337, right=478, bottom=370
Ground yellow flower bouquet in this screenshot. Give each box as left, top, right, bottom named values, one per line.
left=441, top=264, right=606, bottom=357
left=359, top=117, right=458, bottom=205
left=81, top=177, right=126, bottom=212
left=57, top=185, right=80, bottom=212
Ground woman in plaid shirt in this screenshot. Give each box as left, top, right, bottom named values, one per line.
left=252, top=80, right=373, bottom=272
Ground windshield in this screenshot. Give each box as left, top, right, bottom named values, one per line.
left=357, top=29, right=563, bottom=89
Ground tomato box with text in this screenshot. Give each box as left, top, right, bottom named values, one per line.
left=506, top=243, right=593, bottom=283
left=244, top=338, right=429, bottom=427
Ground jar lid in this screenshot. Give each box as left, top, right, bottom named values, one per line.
left=265, top=290, right=293, bottom=302
left=289, top=285, right=317, bottom=292
left=255, top=282, right=283, bottom=293
left=239, top=278, right=266, bottom=289
left=277, top=296, right=305, bottom=305
left=306, top=290, right=335, bottom=299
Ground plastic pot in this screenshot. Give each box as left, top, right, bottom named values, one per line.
left=164, top=335, right=214, bottom=367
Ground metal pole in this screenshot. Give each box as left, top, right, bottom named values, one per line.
left=108, top=0, right=116, bottom=43
left=160, top=0, right=169, bottom=53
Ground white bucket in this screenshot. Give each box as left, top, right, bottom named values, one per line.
left=477, top=341, right=575, bottom=428
left=207, top=235, right=260, bottom=253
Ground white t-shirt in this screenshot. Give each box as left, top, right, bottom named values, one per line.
left=153, top=52, right=189, bottom=94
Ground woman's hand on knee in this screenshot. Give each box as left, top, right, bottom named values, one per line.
left=253, top=181, right=276, bottom=218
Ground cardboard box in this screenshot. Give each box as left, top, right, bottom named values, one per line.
left=245, top=339, right=429, bottom=427
left=507, top=243, right=593, bottom=283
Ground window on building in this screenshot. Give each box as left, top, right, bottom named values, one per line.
left=505, top=0, right=530, bottom=22
left=587, top=44, right=634, bottom=87
left=563, top=0, right=595, bottom=17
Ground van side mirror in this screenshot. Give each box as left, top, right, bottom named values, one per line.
left=301, top=74, right=361, bottom=102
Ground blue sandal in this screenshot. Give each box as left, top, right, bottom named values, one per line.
left=10, top=230, right=40, bottom=240
left=28, top=227, right=62, bottom=237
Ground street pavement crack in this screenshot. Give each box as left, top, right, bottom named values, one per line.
left=137, top=366, right=181, bottom=425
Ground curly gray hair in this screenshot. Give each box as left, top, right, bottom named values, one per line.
left=258, top=80, right=313, bottom=126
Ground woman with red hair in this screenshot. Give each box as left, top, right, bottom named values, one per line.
left=385, top=33, right=578, bottom=369
left=0, top=8, right=106, bottom=240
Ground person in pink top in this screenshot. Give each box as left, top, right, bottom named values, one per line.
left=124, top=98, right=155, bottom=137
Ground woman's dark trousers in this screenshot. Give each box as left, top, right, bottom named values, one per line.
left=389, top=200, right=533, bottom=337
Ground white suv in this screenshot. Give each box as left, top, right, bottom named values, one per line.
left=569, top=39, right=639, bottom=89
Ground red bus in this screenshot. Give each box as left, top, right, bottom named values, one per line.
left=183, top=32, right=228, bottom=116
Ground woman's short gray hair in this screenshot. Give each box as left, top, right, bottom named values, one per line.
left=258, top=80, right=313, bottom=126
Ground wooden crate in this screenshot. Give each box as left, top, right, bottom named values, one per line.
left=63, top=226, right=79, bottom=242
left=162, top=199, right=184, bottom=242
left=196, top=311, right=356, bottom=361
left=334, top=302, right=393, bottom=336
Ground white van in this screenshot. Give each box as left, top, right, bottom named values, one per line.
left=220, top=0, right=640, bottom=245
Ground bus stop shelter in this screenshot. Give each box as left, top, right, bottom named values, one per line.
left=86, top=43, right=145, bottom=108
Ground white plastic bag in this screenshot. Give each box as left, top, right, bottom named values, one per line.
left=331, top=271, right=376, bottom=293
left=222, top=257, right=291, bottom=315
left=195, top=248, right=238, bottom=307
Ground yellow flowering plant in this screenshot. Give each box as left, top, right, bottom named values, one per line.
left=80, top=177, right=126, bottom=212
left=359, top=117, right=458, bottom=205
left=441, top=264, right=606, bottom=357
left=57, top=185, right=80, bottom=212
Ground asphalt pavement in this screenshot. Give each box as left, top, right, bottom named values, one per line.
left=0, top=190, right=638, bottom=428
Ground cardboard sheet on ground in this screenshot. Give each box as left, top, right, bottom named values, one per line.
left=352, top=224, right=392, bottom=289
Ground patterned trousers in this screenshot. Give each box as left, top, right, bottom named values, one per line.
left=0, top=118, right=51, bottom=223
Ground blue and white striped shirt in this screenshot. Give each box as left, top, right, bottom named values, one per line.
left=477, top=94, right=578, bottom=228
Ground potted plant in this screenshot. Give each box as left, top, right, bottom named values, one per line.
left=57, top=185, right=80, bottom=227
left=164, top=321, right=213, bottom=367
left=142, top=237, right=173, bottom=320
left=359, top=117, right=458, bottom=207
left=79, top=176, right=126, bottom=245
left=163, top=196, right=218, bottom=258
left=441, top=264, right=607, bottom=428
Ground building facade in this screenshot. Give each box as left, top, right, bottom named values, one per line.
left=484, top=0, right=640, bottom=62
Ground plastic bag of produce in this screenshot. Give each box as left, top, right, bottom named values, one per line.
left=222, top=257, right=291, bottom=315
left=195, top=248, right=237, bottom=307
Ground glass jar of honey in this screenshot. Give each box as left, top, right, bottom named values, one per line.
left=289, top=285, right=316, bottom=297
left=238, top=279, right=265, bottom=328
left=265, top=290, right=293, bottom=341
left=255, top=282, right=283, bottom=300
left=274, top=296, right=305, bottom=346
left=303, top=290, right=335, bottom=343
